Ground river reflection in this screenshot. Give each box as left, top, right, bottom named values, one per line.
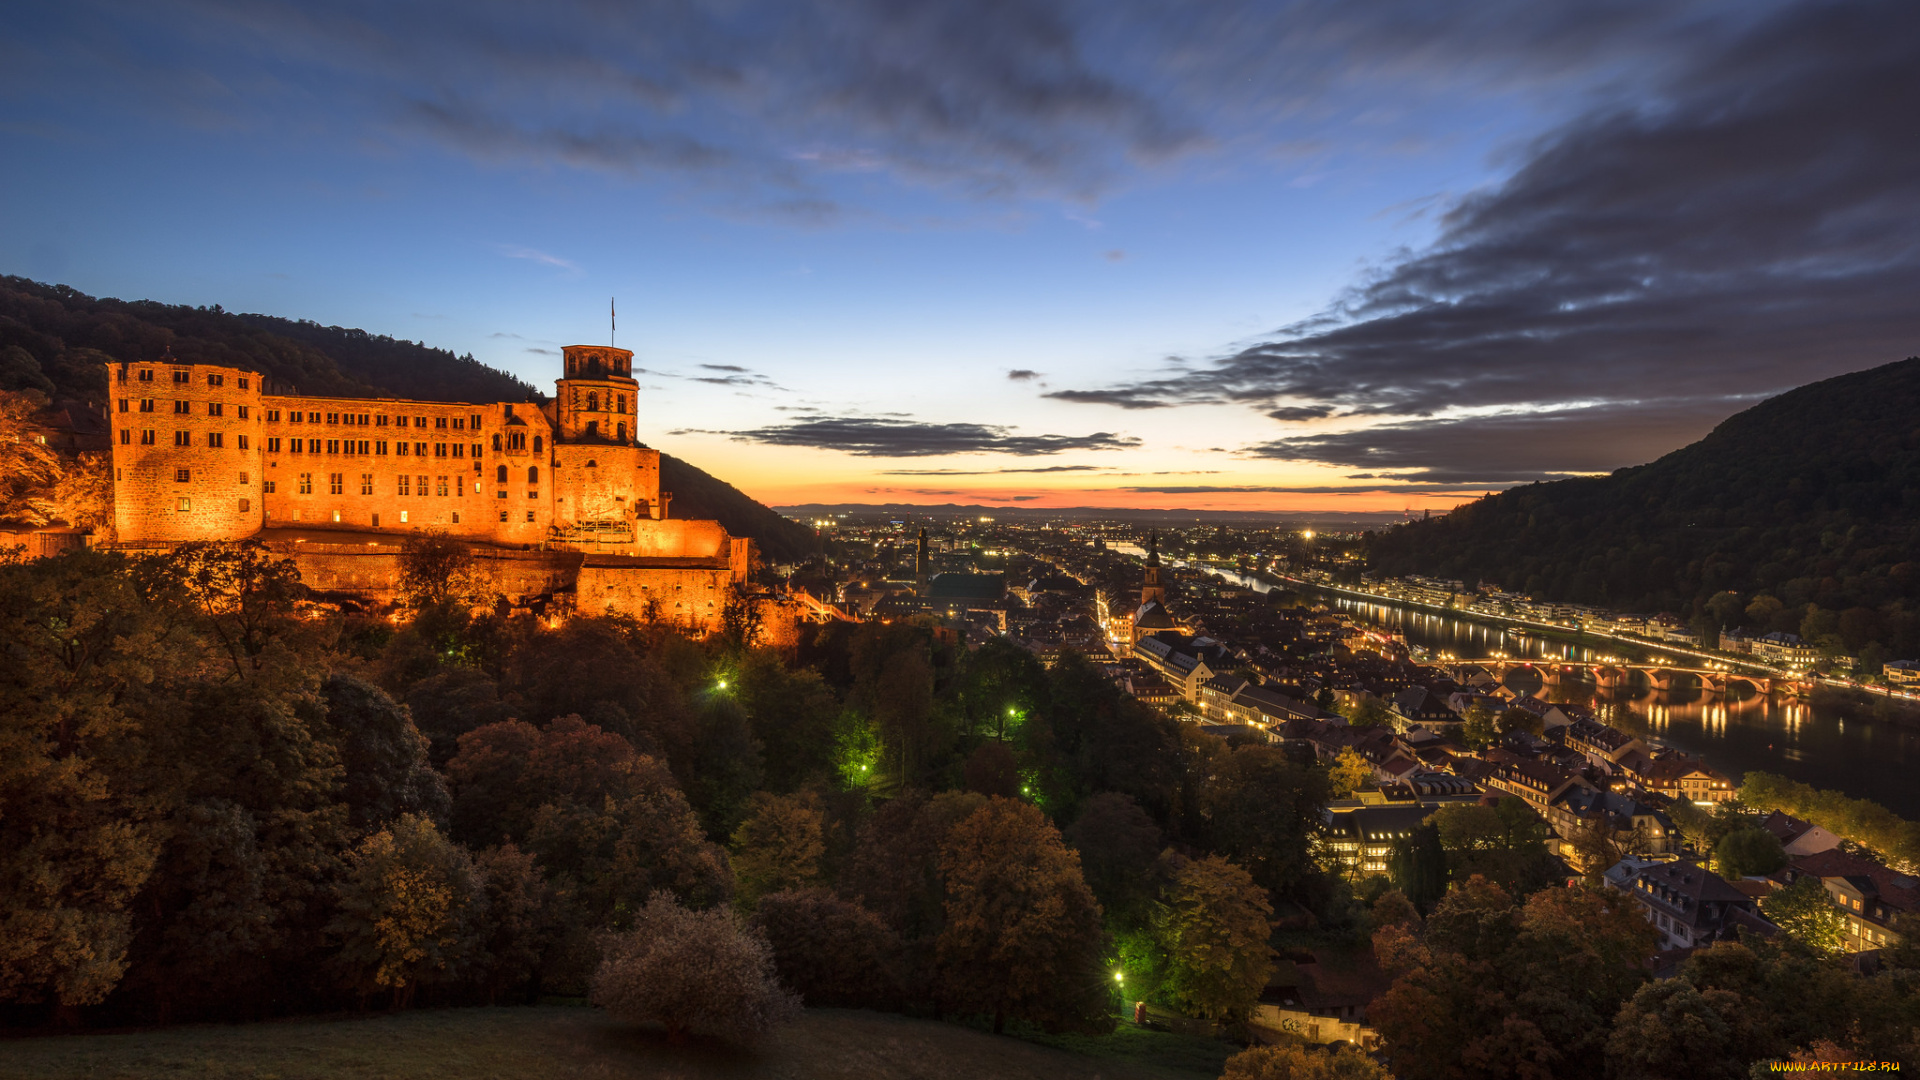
left=1204, top=570, right=1920, bottom=816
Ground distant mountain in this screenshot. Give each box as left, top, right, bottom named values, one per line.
left=0, top=275, right=812, bottom=564
left=1367, top=357, right=1920, bottom=663
left=774, top=503, right=1406, bottom=528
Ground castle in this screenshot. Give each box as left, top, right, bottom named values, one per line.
left=107, top=344, right=757, bottom=630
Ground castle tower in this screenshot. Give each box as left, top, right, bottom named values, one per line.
left=109, top=358, right=266, bottom=545
left=547, top=344, right=663, bottom=527
left=554, top=345, right=639, bottom=445
left=915, top=526, right=930, bottom=596
left=1141, top=530, right=1166, bottom=606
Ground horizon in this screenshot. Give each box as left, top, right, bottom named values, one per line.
left=6, top=1, right=1918, bottom=513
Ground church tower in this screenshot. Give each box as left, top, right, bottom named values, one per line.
left=1140, top=530, right=1166, bottom=606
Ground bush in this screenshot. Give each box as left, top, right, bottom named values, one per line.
left=752, top=888, right=905, bottom=1008
left=591, top=892, right=799, bottom=1043
left=1224, top=1042, right=1389, bottom=1080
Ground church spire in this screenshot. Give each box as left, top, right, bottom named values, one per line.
left=1140, top=531, right=1166, bottom=607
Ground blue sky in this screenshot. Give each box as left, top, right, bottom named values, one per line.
left=5, top=0, right=1915, bottom=510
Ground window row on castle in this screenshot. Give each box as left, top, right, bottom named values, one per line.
left=118, top=369, right=250, bottom=389
left=266, top=438, right=487, bottom=457
left=580, top=392, right=628, bottom=413
left=122, top=430, right=251, bottom=448
left=267, top=410, right=485, bottom=430
left=119, top=399, right=251, bottom=417
left=262, top=472, right=492, bottom=499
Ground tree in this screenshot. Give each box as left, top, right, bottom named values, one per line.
left=1387, top=823, right=1448, bottom=913
left=717, top=583, right=766, bottom=652
left=1223, top=1043, right=1390, bottom=1080
left=934, top=798, right=1109, bottom=1033
left=590, top=892, right=799, bottom=1043
left=962, top=739, right=1022, bottom=797
left=137, top=539, right=308, bottom=678
left=1713, top=827, right=1787, bottom=880
left=840, top=790, right=988, bottom=942
left=1427, top=800, right=1556, bottom=894
left=1459, top=705, right=1497, bottom=750
left=729, top=792, right=827, bottom=910
left=471, top=843, right=562, bottom=1003
left=1064, top=793, right=1163, bottom=932
left=396, top=531, right=482, bottom=610
left=327, top=814, right=485, bottom=1008
left=1340, top=697, right=1393, bottom=729
left=1328, top=747, right=1375, bottom=797
left=1194, top=743, right=1330, bottom=899
left=1496, top=707, right=1544, bottom=738
left=0, top=389, right=63, bottom=526
left=735, top=653, right=841, bottom=792
left=1606, top=979, right=1753, bottom=1080
left=321, top=674, right=449, bottom=832
left=1159, top=855, right=1274, bottom=1023
left=752, top=888, right=905, bottom=1009
left=1759, top=875, right=1847, bottom=954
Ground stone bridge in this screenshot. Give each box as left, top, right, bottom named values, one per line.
left=1453, top=659, right=1811, bottom=698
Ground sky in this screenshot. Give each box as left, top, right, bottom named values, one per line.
left=4, top=0, right=1917, bottom=513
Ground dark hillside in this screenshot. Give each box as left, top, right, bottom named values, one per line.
left=661, top=452, right=816, bottom=565
left=0, top=276, right=537, bottom=403
left=1367, top=357, right=1920, bottom=663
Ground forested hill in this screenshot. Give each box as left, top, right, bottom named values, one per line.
left=0, top=276, right=538, bottom=403
left=1366, top=356, right=1920, bottom=663
left=0, top=276, right=814, bottom=564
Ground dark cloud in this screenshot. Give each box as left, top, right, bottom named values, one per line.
left=1119, top=484, right=1492, bottom=495
left=700, top=364, right=749, bottom=373
left=1053, top=0, right=1920, bottom=478
left=39, top=0, right=1775, bottom=212
left=697, top=416, right=1141, bottom=456
left=1007, top=369, right=1041, bottom=380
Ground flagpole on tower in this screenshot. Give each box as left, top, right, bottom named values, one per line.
left=611, top=297, right=616, bottom=348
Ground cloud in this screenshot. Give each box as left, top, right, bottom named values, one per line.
left=1049, top=0, right=1920, bottom=473
left=1120, top=484, right=1495, bottom=495
left=494, top=244, right=580, bottom=273
left=882, top=465, right=1106, bottom=475
left=700, top=364, right=749, bottom=373
left=1007, top=369, right=1041, bottom=381
left=1104, top=249, right=1126, bottom=262
left=697, top=416, right=1141, bottom=456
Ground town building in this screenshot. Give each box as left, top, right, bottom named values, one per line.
left=106, top=346, right=757, bottom=631
left=1608, top=858, right=1769, bottom=952
left=1773, top=849, right=1918, bottom=953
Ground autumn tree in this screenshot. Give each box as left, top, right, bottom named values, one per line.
left=328, top=814, right=486, bottom=1008
left=136, top=539, right=308, bottom=678
left=1223, top=1042, right=1390, bottom=1080
left=1759, top=875, right=1847, bottom=954
left=729, top=791, right=827, bottom=909
left=471, top=843, right=563, bottom=1003
left=1606, top=978, right=1757, bottom=1080
left=840, top=790, right=988, bottom=942
left=1158, top=855, right=1274, bottom=1023
left=934, top=798, right=1109, bottom=1033
left=397, top=531, right=482, bottom=610
left=321, top=674, right=449, bottom=831
left=591, top=892, right=799, bottom=1043
left=734, top=652, right=841, bottom=792
left=1339, top=697, right=1393, bottom=729
left=1459, top=705, right=1497, bottom=751
left=753, top=888, right=905, bottom=1009
left=1328, top=747, right=1375, bottom=798
left=0, top=388, right=64, bottom=526
left=1064, top=792, right=1164, bottom=932
left=1428, top=799, right=1556, bottom=894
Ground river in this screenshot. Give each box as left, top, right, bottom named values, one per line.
left=1197, top=567, right=1920, bottom=817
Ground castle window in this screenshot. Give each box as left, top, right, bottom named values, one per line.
left=452, top=512, right=460, bottom=523
left=398, top=475, right=411, bottom=496
left=118, top=399, right=128, bottom=412
left=586, top=460, right=596, bottom=467
left=500, top=510, right=509, bottom=522
left=289, top=412, right=302, bottom=423
left=453, top=418, right=464, bottom=431
left=208, top=373, right=223, bottom=387
left=533, top=435, right=542, bottom=452
left=356, top=440, right=368, bottom=455
left=470, top=414, right=482, bottom=429
left=526, top=511, right=535, bottom=523
left=306, top=412, right=318, bottom=423
left=298, top=473, right=313, bottom=495
left=371, top=512, right=380, bottom=526
left=400, top=510, right=409, bottom=523
left=471, top=443, right=482, bottom=458
left=140, top=399, right=154, bottom=412
left=360, top=473, right=373, bottom=495
left=138, top=368, right=153, bottom=382
left=239, top=498, right=250, bottom=513
left=238, top=378, right=249, bottom=390
left=237, top=405, right=249, bottom=419
left=208, top=433, right=224, bottom=448
left=452, top=444, right=464, bottom=459
left=208, top=402, right=223, bottom=417
left=497, top=489, right=506, bottom=498
left=332, top=510, right=341, bottom=523
left=174, top=400, right=190, bottom=414
left=239, top=472, right=249, bottom=484
left=617, top=422, right=627, bottom=442
left=264, top=480, right=275, bottom=493
left=329, top=473, right=344, bottom=495
left=436, top=417, right=448, bottom=430
left=117, top=369, right=127, bottom=383
left=417, top=474, right=429, bottom=496
left=141, top=430, right=155, bottom=445
left=175, top=468, right=191, bottom=482
left=267, top=410, right=279, bottom=422
left=325, top=439, right=338, bottom=454
left=414, top=417, right=426, bottom=428
left=376, top=415, right=388, bottom=427
left=436, top=476, right=449, bottom=497
left=395, top=441, right=409, bottom=456
left=528, top=466, right=538, bottom=484
left=120, top=429, right=130, bottom=444
left=587, top=392, right=598, bottom=411
left=492, top=434, right=502, bottom=451
left=267, top=437, right=280, bottom=452
left=416, top=442, right=427, bottom=456
left=496, top=465, right=507, bottom=482
left=434, top=443, right=447, bottom=458
left=528, top=490, right=538, bottom=499
left=174, top=431, right=191, bottom=447
left=326, top=412, right=338, bottom=424
left=173, top=370, right=189, bottom=384
left=178, top=497, right=191, bottom=512
left=586, top=421, right=598, bottom=437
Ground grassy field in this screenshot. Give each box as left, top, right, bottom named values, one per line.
left=0, top=1005, right=1234, bottom=1080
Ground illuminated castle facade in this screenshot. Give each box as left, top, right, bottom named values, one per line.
left=106, top=345, right=754, bottom=628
